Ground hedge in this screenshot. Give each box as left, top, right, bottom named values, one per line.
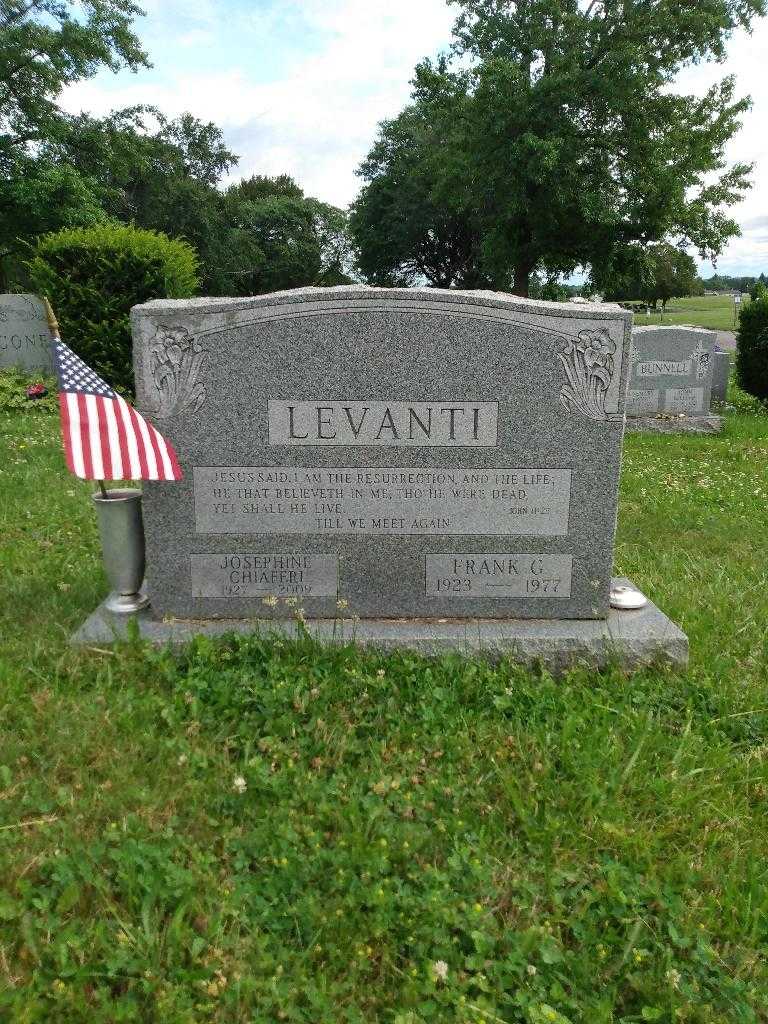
left=26, top=224, right=199, bottom=394
left=736, top=294, right=768, bottom=404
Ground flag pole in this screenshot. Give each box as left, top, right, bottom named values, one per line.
left=43, top=296, right=58, bottom=337
left=45, top=297, right=111, bottom=500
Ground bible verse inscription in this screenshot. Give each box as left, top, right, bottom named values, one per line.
left=194, top=466, right=572, bottom=536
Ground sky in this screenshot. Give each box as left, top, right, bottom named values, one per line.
left=61, top=0, right=768, bottom=279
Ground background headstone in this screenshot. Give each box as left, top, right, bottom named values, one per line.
left=711, top=348, right=730, bottom=404
left=0, top=294, right=54, bottom=373
left=131, top=287, right=633, bottom=623
left=627, top=326, right=716, bottom=418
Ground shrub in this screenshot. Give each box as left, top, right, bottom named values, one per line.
left=26, top=224, right=199, bottom=394
left=736, top=293, right=768, bottom=403
left=0, top=368, right=58, bottom=414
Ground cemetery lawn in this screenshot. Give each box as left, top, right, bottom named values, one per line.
left=2, top=401, right=768, bottom=1024
left=637, top=293, right=745, bottom=332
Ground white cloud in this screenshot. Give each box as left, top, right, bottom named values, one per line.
left=62, top=0, right=455, bottom=207
left=676, top=23, right=768, bottom=274
left=60, top=1, right=768, bottom=273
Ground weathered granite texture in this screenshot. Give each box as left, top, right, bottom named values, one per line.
left=131, top=286, right=633, bottom=621
left=0, top=294, right=54, bottom=373
left=624, top=414, right=723, bottom=435
left=627, top=326, right=716, bottom=418
left=72, top=578, right=688, bottom=673
left=711, top=349, right=730, bottom=404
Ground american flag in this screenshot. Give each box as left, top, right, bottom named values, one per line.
left=47, top=303, right=182, bottom=482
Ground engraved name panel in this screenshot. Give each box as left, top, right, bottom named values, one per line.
left=0, top=294, right=54, bottom=372
left=194, top=467, right=572, bottom=536
left=190, top=553, right=338, bottom=598
left=636, top=360, right=691, bottom=377
left=626, top=389, right=660, bottom=415
left=663, top=387, right=704, bottom=413
left=425, top=553, right=573, bottom=598
left=268, top=401, right=498, bottom=447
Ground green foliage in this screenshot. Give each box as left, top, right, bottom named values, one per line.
left=221, top=190, right=321, bottom=295
left=354, top=0, right=764, bottom=294
left=226, top=173, right=305, bottom=202
left=606, top=244, right=701, bottom=309
left=704, top=272, right=761, bottom=294
left=0, top=1, right=148, bottom=286
left=0, top=1, right=148, bottom=168
left=736, top=293, right=768, bottom=402
left=310, top=200, right=356, bottom=286
left=45, top=108, right=241, bottom=295
left=0, top=157, right=108, bottom=289
left=351, top=91, right=492, bottom=288
left=749, top=275, right=768, bottom=301
left=0, top=368, right=57, bottom=414
left=215, top=176, right=351, bottom=296
left=26, top=224, right=199, bottom=394
left=1, top=3, right=355, bottom=298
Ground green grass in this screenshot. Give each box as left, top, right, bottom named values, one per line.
left=1, top=400, right=768, bottom=1023
left=636, top=294, right=746, bottom=333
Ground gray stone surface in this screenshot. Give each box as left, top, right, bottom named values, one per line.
left=627, top=326, right=716, bottom=418
left=711, top=349, right=730, bottom=404
left=131, top=286, right=633, bottom=621
left=72, top=578, right=688, bottom=673
left=624, top=415, right=722, bottom=435
left=0, top=294, right=54, bottom=373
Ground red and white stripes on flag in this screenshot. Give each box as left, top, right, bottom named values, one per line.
left=48, top=308, right=182, bottom=482
left=58, top=390, right=182, bottom=482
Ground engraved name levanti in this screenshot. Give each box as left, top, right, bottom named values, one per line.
left=268, top=401, right=498, bottom=447
left=426, top=554, right=573, bottom=598
left=194, top=467, right=572, bottom=537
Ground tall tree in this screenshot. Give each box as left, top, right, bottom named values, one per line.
left=0, top=0, right=147, bottom=163
left=49, top=107, right=240, bottom=292
left=606, top=243, right=700, bottom=309
left=310, top=200, right=355, bottom=286
left=0, top=0, right=149, bottom=284
left=350, top=88, right=492, bottom=288
left=353, top=0, right=764, bottom=295
left=220, top=176, right=351, bottom=296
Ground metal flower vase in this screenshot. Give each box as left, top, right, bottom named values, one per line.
left=92, top=488, right=149, bottom=613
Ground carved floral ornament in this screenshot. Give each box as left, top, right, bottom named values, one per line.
left=147, top=324, right=206, bottom=418
left=556, top=329, right=618, bottom=421
left=691, top=339, right=710, bottom=380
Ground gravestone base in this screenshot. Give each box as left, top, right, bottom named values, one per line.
left=72, top=578, right=688, bottom=673
left=625, top=414, right=722, bottom=435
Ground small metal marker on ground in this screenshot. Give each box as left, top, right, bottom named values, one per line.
left=609, top=584, right=648, bottom=610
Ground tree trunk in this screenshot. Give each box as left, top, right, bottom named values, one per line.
left=512, top=263, right=531, bottom=298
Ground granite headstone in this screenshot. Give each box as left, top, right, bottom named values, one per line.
left=0, top=294, right=54, bottom=373
left=130, top=287, right=634, bottom=623
left=626, top=326, right=716, bottom=418
left=711, top=348, right=730, bottom=404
